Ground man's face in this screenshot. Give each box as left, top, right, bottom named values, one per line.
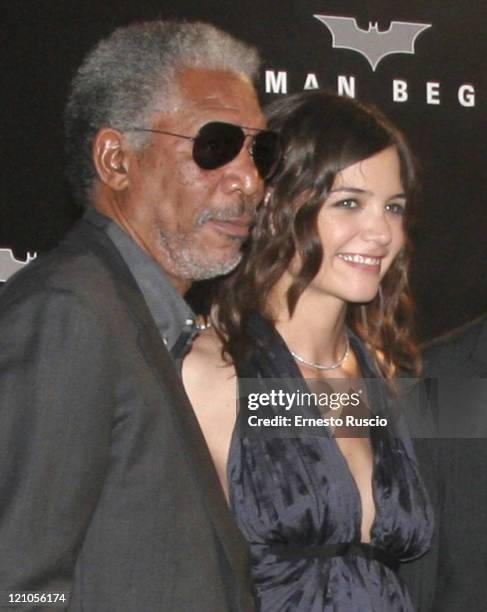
left=119, top=68, right=266, bottom=291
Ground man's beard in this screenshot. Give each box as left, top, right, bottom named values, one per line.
left=156, top=203, right=255, bottom=281
left=157, top=231, right=243, bottom=280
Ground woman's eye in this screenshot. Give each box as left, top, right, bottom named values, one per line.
left=385, top=202, right=406, bottom=215
left=335, top=199, right=358, bottom=209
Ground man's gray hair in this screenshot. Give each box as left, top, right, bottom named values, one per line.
left=64, top=20, right=261, bottom=207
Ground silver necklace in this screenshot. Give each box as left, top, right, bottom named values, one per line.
left=290, top=336, right=350, bottom=371
left=195, top=318, right=212, bottom=331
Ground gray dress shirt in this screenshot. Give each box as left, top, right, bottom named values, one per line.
left=85, top=208, right=198, bottom=364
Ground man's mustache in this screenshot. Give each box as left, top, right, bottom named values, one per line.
left=196, top=201, right=258, bottom=226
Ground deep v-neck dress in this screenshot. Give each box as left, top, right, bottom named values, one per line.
left=227, top=313, right=433, bottom=611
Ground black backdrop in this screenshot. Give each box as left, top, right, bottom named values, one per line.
left=2, top=0, right=486, bottom=340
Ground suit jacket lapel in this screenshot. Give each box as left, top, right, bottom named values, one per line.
left=135, top=324, right=252, bottom=576
left=64, top=218, right=251, bottom=580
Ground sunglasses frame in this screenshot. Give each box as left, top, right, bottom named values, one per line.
left=125, top=121, right=280, bottom=179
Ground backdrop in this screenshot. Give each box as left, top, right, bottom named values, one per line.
left=2, top=0, right=486, bottom=340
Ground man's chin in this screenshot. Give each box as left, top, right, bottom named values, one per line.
left=192, top=253, right=242, bottom=280
left=173, top=250, right=242, bottom=282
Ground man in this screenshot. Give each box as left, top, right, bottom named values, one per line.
left=0, top=21, right=280, bottom=611
left=400, top=314, right=487, bottom=611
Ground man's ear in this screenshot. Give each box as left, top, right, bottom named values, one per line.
left=92, top=128, right=131, bottom=191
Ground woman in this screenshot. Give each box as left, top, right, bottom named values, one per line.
left=183, top=90, right=433, bottom=611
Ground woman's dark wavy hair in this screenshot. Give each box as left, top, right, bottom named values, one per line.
left=213, top=90, right=421, bottom=378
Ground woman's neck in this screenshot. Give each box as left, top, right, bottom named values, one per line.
left=266, top=271, right=348, bottom=365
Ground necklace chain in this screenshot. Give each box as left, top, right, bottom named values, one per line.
left=195, top=317, right=212, bottom=331
left=290, top=337, right=350, bottom=371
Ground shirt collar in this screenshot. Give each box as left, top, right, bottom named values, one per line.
left=84, top=208, right=196, bottom=353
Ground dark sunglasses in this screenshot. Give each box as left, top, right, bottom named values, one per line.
left=127, top=121, right=281, bottom=179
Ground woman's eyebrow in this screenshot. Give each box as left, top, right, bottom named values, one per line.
left=329, top=187, right=370, bottom=195
left=329, top=187, right=407, bottom=199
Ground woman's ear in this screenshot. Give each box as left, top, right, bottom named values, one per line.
left=92, top=128, right=130, bottom=191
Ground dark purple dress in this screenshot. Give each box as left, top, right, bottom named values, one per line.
left=228, top=314, right=433, bottom=611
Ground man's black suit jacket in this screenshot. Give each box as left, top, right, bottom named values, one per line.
left=0, top=217, right=255, bottom=611
left=400, top=315, right=487, bottom=611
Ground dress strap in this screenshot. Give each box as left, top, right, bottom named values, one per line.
left=266, top=541, right=399, bottom=572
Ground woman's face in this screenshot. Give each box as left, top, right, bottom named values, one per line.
left=294, top=146, right=406, bottom=304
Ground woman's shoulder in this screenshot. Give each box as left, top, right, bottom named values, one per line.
left=189, top=326, right=223, bottom=360
left=182, top=326, right=237, bottom=413
left=183, top=326, right=235, bottom=383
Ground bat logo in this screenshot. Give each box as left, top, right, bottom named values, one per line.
left=0, top=248, right=37, bottom=282
left=314, top=15, right=431, bottom=71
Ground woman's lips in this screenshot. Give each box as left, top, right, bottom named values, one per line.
left=337, top=253, right=384, bottom=273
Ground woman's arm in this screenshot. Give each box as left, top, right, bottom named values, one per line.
left=182, top=328, right=238, bottom=501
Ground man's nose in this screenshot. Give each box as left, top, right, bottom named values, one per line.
left=219, top=145, right=264, bottom=200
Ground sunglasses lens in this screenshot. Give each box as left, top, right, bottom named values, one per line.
left=251, top=131, right=281, bottom=179
left=193, top=122, right=245, bottom=170
left=192, top=121, right=281, bottom=179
